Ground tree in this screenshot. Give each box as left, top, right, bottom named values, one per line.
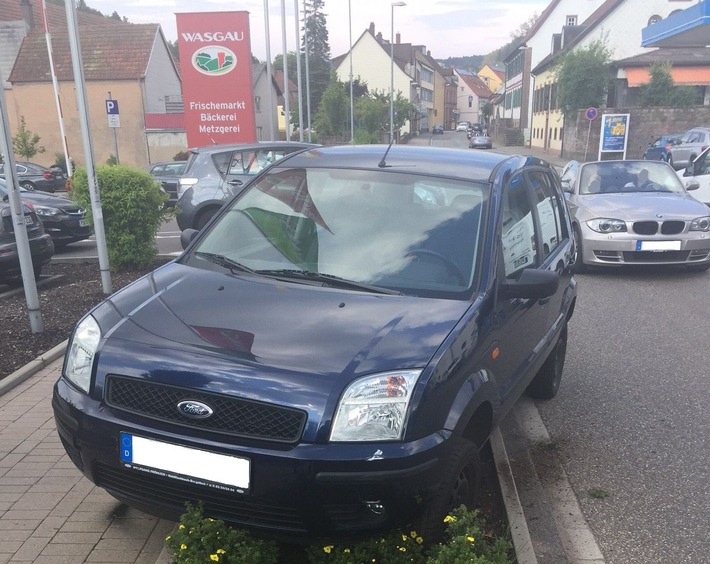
left=301, top=0, right=331, bottom=112
left=555, top=39, right=613, bottom=120
left=313, top=75, right=349, bottom=139
left=12, top=116, right=45, bottom=160
left=511, top=12, right=539, bottom=39
left=639, top=63, right=700, bottom=107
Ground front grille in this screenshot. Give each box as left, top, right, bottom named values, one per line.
left=105, top=376, right=307, bottom=443
left=660, top=221, right=685, bottom=235
left=633, top=221, right=658, bottom=235
left=94, top=462, right=306, bottom=532
left=623, top=250, right=690, bottom=263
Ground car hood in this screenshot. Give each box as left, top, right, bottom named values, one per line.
left=574, top=192, right=709, bottom=220
left=93, top=263, right=471, bottom=431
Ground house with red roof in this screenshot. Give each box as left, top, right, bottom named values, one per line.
left=1, top=0, right=184, bottom=168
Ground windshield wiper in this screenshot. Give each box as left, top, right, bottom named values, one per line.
left=195, top=252, right=256, bottom=275
left=256, top=269, right=402, bottom=295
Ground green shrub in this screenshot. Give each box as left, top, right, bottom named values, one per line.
left=72, top=165, right=174, bottom=271
left=165, top=502, right=279, bottom=564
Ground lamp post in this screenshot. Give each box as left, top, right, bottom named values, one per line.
left=390, top=1, right=406, bottom=143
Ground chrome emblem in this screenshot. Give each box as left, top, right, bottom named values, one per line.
left=656, top=213, right=664, bottom=219
left=177, top=400, right=214, bottom=419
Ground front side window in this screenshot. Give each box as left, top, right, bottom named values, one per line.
left=190, top=168, right=489, bottom=298
left=527, top=171, right=564, bottom=260
left=501, top=174, right=537, bottom=278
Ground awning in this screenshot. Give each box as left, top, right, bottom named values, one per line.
left=624, top=66, right=710, bottom=87
left=641, top=1, right=710, bottom=48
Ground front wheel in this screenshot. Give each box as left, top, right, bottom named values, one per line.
left=526, top=324, right=568, bottom=400
left=20, top=181, right=35, bottom=191
left=417, top=438, right=480, bottom=542
left=573, top=225, right=586, bottom=274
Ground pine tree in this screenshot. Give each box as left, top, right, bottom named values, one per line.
left=301, top=0, right=331, bottom=114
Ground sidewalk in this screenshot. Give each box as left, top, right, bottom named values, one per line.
left=0, top=351, right=174, bottom=564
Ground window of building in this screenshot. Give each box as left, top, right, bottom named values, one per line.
left=254, top=96, right=261, bottom=112
left=566, top=15, right=577, bottom=26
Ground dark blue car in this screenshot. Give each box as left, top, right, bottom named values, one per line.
left=53, top=145, right=576, bottom=541
left=642, top=134, right=682, bottom=165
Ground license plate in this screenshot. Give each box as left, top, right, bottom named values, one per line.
left=119, top=432, right=250, bottom=492
left=636, top=241, right=681, bottom=251
left=79, top=219, right=89, bottom=227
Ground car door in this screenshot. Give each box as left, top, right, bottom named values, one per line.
left=494, top=170, right=553, bottom=411
left=681, top=148, right=710, bottom=205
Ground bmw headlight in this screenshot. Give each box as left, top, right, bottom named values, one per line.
left=33, top=205, right=62, bottom=217
left=690, top=216, right=710, bottom=232
left=64, top=315, right=101, bottom=393
left=330, top=370, right=421, bottom=442
left=587, top=218, right=627, bottom=233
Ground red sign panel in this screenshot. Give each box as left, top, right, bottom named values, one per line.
left=176, top=12, right=257, bottom=147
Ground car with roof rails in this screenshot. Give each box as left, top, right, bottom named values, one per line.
left=53, top=144, right=576, bottom=542
left=175, top=142, right=317, bottom=231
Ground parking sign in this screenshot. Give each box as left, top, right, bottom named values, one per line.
left=106, top=99, right=120, bottom=128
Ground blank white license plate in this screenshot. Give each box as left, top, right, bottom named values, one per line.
left=119, top=432, right=250, bottom=492
left=636, top=240, right=681, bottom=251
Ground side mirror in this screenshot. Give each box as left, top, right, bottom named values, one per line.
left=560, top=179, right=573, bottom=193
left=500, top=268, right=559, bottom=300
left=685, top=180, right=700, bottom=191
left=180, top=228, right=199, bottom=250
left=684, top=164, right=694, bottom=177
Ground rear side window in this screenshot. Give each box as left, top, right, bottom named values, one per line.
left=501, top=174, right=537, bottom=278
left=526, top=171, right=566, bottom=260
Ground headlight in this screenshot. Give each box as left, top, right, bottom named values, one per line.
left=64, top=315, right=101, bottom=393
left=586, top=218, right=627, bottom=233
left=690, top=216, right=710, bottom=232
left=33, top=205, right=62, bottom=217
left=330, top=370, right=421, bottom=442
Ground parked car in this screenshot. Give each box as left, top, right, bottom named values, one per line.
left=0, top=179, right=91, bottom=247
left=560, top=159, right=710, bottom=273
left=642, top=134, right=682, bottom=163
left=455, top=121, right=469, bottom=132
left=469, top=133, right=493, bottom=149
left=53, top=144, right=576, bottom=541
left=0, top=162, right=66, bottom=193
left=0, top=193, right=54, bottom=285
left=467, top=123, right=483, bottom=139
left=676, top=146, right=710, bottom=206
left=669, top=127, right=710, bottom=170
left=147, top=161, right=187, bottom=207
left=175, top=142, right=317, bottom=231
left=432, top=124, right=444, bottom=134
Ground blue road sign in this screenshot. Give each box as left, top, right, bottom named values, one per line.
left=585, top=107, right=598, bottom=121
left=105, top=99, right=119, bottom=115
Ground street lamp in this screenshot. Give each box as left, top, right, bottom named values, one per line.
left=390, top=1, right=406, bottom=143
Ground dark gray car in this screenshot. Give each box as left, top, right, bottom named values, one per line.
left=175, top=142, right=317, bottom=230
left=0, top=162, right=66, bottom=193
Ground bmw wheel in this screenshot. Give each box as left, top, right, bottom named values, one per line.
left=573, top=225, right=586, bottom=274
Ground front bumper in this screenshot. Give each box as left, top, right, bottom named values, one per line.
left=579, top=225, right=710, bottom=267
left=52, top=377, right=450, bottom=540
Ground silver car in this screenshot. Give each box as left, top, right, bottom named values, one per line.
left=560, top=159, right=710, bottom=273
left=670, top=127, right=710, bottom=170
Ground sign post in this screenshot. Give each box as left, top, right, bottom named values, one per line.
left=583, top=107, right=598, bottom=162
left=106, top=95, right=120, bottom=165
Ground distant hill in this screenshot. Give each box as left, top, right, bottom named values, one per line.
left=437, top=40, right=519, bottom=73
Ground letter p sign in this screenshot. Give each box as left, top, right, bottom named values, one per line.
left=106, top=99, right=120, bottom=128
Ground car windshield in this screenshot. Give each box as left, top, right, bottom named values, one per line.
left=579, top=161, right=686, bottom=195
left=189, top=167, right=488, bottom=298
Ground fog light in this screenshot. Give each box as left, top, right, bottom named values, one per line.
left=363, top=500, right=385, bottom=515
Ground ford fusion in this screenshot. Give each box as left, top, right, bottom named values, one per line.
left=53, top=145, right=576, bottom=540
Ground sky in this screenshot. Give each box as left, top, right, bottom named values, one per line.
left=88, top=0, right=550, bottom=61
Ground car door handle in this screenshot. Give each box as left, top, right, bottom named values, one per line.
left=227, top=179, right=244, bottom=186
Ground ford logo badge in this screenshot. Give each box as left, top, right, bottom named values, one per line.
left=177, top=400, right=214, bottom=419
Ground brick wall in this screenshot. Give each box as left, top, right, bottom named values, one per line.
left=562, top=107, right=710, bottom=162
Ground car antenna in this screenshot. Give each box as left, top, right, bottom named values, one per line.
left=378, top=140, right=395, bottom=168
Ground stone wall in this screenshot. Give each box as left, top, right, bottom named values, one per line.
left=562, top=106, right=710, bottom=163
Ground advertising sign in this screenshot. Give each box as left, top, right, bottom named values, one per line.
left=598, top=113, right=630, bottom=159
left=176, top=12, right=256, bottom=147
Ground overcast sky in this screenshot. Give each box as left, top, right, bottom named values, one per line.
left=87, top=0, right=549, bottom=61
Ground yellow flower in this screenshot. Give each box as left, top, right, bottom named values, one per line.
left=178, top=524, right=185, bottom=530
left=217, top=549, right=226, bottom=554
left=443, top=515, right=457, bottom=523
left=323, top=545, right=333, bottom=554
left=399, top=546, right=406, bottom=552
left=165, top=536, right=171, bottom=541
left=467, top=536, right=475, bottom=543
left=344, top=548, right=351, bottom=553
left=180, top=544, right=187, bottom=551
left=416, top=536, right=424, bottom=544
left=402, top=534, right=408, bottom=542
left=410, top=531, right=417, bottom=538
left=210, top=555, right=219, bottom=562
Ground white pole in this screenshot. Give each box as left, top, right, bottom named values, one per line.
left=0, top=69, right=43, bottom=332
left=264, top=0, right=275, bottom=141
left=65, top=0, right=111, bottom=294
left=41, top=0, right=72, bottom=176
left=281, top=0, right=290, bottom=142
left=303, top=4, right=312, bottom=143
left=294, top=0, right=304, bottom=142
left=349, top=0, right=354, bottom=144
left=390, top=2, right=406, bottom=144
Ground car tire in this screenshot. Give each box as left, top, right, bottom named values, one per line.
left=573, top=225, right=586, bottom=274
left=194, top=208, right=218, bottom=230
left=417, top=437, right=480, bottom=542
left=526, top=323, right=568, bottom=400
left=20, top=181, right=35, bottom=191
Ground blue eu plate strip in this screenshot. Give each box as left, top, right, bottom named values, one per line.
left=120, top=432, right=133, bottom=463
